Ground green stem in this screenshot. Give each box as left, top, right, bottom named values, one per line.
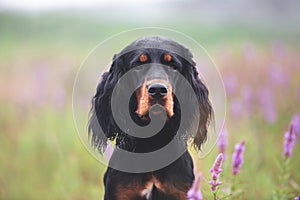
left=231, top=175, right=236, bottom=193
left=275, top=157, right=291, bottom=200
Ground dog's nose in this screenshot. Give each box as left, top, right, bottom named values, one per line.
left=148, top=83, right=168, bottom=98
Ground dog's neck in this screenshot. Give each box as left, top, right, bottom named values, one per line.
left=116, top=126, right=186, bottom=153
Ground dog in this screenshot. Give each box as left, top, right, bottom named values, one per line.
left=88, top=36, right=213, bottom=200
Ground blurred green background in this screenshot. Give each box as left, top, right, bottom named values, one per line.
left=1, top=1, right=300, bottom=199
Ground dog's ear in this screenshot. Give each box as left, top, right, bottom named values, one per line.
left=88, top=55, right=121, bottom=153
left=183, top=61, right=213, bottom=151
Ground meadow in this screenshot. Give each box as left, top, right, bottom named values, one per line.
left=0, top=11, right=300, bottom=199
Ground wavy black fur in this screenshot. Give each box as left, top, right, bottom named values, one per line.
left=88, top=36, right=213, bottom=200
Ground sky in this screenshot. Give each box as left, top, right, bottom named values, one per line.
left=0, top=0, right=164, bottom=11
left=1, top=0, right=299, bottom=28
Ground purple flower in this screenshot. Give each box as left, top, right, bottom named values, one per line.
left=34, top=64, right=50, bottom=107
left=223, top=73, right=237, bottom=96
left=209, top=153, right=224, bottom=194
left=283, top=124, right=296, bottom=157
left=187, top=173, right=203, bottom=200
left=269, top=63, right=289, bottom=87
left=232, top=140, right=245, bottom=175
left=257, top=88, right=277, bottom=123
left=241, top=86, right=254, bottom=115
left=104, top=143, right=114, bottom=160
left=230, top=98, right=243, bottom=119
left=52, top=85, right=66, bottom=111
left=272, top=42, right=286, bottom=58
left=218, top=128, right=228, bottom=159
left=291, top=114, right=300, bottom=140
left=295, top=194, right=300, bottom=200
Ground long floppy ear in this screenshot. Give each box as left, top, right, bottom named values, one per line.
left=183, top=61, right=213, bottom=151
left=88, top=56, right=121, bottom=153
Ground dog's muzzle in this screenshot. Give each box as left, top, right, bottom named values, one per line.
left=135, top=65, right=174, bottom=118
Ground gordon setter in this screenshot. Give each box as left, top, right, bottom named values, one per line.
left=88, top=36, right=213, bottom=200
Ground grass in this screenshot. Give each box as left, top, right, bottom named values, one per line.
left=0, top=105, right=106, bottom=199
left=0, top=11, right=300, bottom=199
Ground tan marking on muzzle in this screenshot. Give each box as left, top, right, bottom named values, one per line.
left=163, top=83, right=174, bottom=117
left=135, top=79, right=150, bottom=116
left=136, top=79, right=174, bottom=117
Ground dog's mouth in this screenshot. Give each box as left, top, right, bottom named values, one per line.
left=135, top=79, right=174, bottom=120
left=149, top=104, right=165, bottom=116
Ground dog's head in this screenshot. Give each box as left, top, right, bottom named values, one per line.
left=88, top=36, right=213, bottom=153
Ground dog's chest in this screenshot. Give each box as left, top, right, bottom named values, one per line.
left=141, top=176, right=162, bottom=199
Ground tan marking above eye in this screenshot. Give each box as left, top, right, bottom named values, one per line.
left=164, top=53, right=172, bottom=62
left=139, top=54, right=148, bottom=62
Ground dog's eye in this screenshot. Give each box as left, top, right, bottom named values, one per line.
left=139, top=54, right=148, bottom=63
left=164, top=53, right=172, bottom=62
left=163, top=53, right=177, bottom=70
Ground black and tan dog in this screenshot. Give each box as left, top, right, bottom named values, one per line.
left=88, top=36, right=213, bottom=200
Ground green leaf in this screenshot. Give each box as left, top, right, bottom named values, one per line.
left=231, top=189, right=243, bottom=197
left=290, top=180, right=300, bottom=190
left=219, top=193, right=233, bottom=200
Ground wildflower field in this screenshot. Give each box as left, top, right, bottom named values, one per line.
left=0, top=12, right=300, bottom=199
